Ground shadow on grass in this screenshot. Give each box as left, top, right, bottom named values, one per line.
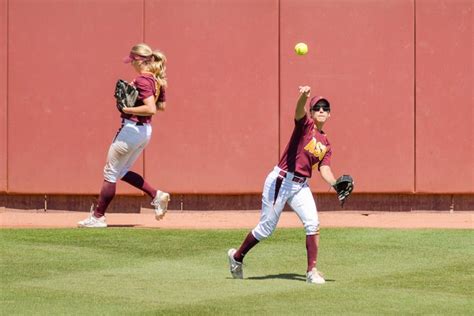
left=248, top=273, right=306, bottom=282
left=247, top=273, right=336, bottom=283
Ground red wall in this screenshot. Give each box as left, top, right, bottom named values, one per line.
left=280, top=0, right=415, bottom=193
left=1, top=0, right=473, bottom=195
left=143, top=0, right=280, bottom=193
left=415, top=0, right=473, bottom=193
left=0, top=0, right=7, bottom=192
left=7, top=0, right=144, bottom=194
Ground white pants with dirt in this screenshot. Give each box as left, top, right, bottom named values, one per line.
left=252, top=166, right=319, bottom=240
left=103, top=119, right=152, bottom=183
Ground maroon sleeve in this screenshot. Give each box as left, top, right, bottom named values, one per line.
left=134, top=76, right=155, bottom=100
left=319, top=148, right=332, bottom=169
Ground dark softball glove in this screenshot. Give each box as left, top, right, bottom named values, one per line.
left=333, top=175, right=354, bottom=207
left=114, top=79, right=139, bottom=112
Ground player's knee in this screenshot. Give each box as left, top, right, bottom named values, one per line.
left=103, top=174, right=118, bottom=183
left=252, top=221, right=276, bottom=240
left=103, top=166, right=118, bottom=183
left=252, top=228, right=271, bottom=241
left=117, top=169, right=129, bottom=180
left=304, top=220, right=320, bottom=235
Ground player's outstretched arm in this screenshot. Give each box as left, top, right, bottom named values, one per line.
left=320, top=165, right=337, bottom=187
left=295, top=86, right=310, bottom=120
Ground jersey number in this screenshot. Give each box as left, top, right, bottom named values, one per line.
left=304, top=138, right=327, bottom=161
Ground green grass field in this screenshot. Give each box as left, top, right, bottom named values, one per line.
left=1, top=228, right=472, bottom=315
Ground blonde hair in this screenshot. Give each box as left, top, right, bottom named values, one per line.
left=130, top=43, right=153, bottom=58
left=149, top=50, right=167, bottom=88
left=130, top=43, right=168, bottom=88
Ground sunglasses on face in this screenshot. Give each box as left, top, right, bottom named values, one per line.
left=311, top=104, right=330, bottom=112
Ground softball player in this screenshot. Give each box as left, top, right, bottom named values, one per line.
left=78, top=43, right=170, bottom=228
left=228, top=86, right=338, bottom=284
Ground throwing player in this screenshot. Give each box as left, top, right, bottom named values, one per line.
left=78, top=43, right=170, bottom=228
left=227, top=86, right=338, bottom=284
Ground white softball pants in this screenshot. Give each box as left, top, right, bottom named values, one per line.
left=252, top=166, right=320, bottom=240
left=103, top=119, right=152, bottom=183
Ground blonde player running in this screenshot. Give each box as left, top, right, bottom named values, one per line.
left=78, top=43, right=170, bottom=228
left=228, top=86, right=339, bottom=284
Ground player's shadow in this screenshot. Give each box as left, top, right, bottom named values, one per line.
left=107, top=224, right=139, bottom=228
left=247, top=273, right=335, bottom=283
left=247, top=273, right=306, bottom=282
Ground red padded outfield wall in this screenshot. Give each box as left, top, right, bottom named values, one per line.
left=280, top=0, right=415, bottom=193
left=415, top=0, right=473, bottom=193
left=1, top=0, right=473, bottom=195
left=7, top=0, right=144, bottom=194
left=0, top=0, right=7, bottom=192
left=143, top=0, right=280, bottom=193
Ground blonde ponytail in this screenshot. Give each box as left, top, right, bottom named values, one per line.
left=127, top=43, right=168, bottom=88
left=149, top=50, right=168, bottom=88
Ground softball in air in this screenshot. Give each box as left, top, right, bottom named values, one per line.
left=294, top=42, right=308, bottom=55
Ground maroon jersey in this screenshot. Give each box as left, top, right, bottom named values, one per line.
left=277, top=114, right=332, bottom=178
left=121, top=74, right=165, bottom=124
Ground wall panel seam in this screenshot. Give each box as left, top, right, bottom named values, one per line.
left=143, top=0, right=146, bottom=42
left=277, top=0, right=281, bottom=159
left=5, top=0, right=9, bottom=193
left=413, top=0, right=417, bottom=193
left=142, top=0, right=146, bottom=179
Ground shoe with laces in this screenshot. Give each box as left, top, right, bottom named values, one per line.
left=306, top=268, right=325, bottom=284
left=227, top=248, right=243, bottom=279
left=151, top=190, right=170, bottom=221
left=77, top=210, right=107, bottom=228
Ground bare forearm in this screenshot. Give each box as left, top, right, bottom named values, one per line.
left=295, top=86, right=311, bottom=120
left=320, top=165, right=337, bottom=186
left=123, top=105, right=156, bottom=116
left=123, top=96, right=156, bottom=116
left=295, top=96, right=307, bottom=120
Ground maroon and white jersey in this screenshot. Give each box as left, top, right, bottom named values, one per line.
left=277, top=114, right=332, bottom=178
left=120, top=74, right=166, bottom=124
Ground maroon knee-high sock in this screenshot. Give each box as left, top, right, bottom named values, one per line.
left=306, top=234, right=318, bottom=272
left=234, top=231, right=260, bottom=262
left=94, top=180, right=116, bottom=218
left=121, top=171, right=156, bottom=198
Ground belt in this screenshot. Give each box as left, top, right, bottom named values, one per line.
left=122, top=119, right=145, bottom=126
left=278, top=170, right=306, bottom=184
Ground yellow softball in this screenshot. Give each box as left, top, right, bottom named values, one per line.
left=294, top=42, right=308, bottom=55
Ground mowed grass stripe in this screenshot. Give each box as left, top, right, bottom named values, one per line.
left=1, top=228, right=472, bottom=315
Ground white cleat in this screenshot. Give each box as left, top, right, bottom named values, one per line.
left=77, top=212, right=107, bottom=228
left=151, top=190, right=170, bottom=221
left=306, top=268, right=326, bottom=284
left=227, top=248, right=243, bottom=279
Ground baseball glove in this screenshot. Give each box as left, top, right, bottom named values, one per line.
left=333, top=175, right=354, bottom=207
left=114, top=79, right=138, bottom=112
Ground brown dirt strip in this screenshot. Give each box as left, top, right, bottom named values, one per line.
left=1, top=208, right=472, bottom=229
